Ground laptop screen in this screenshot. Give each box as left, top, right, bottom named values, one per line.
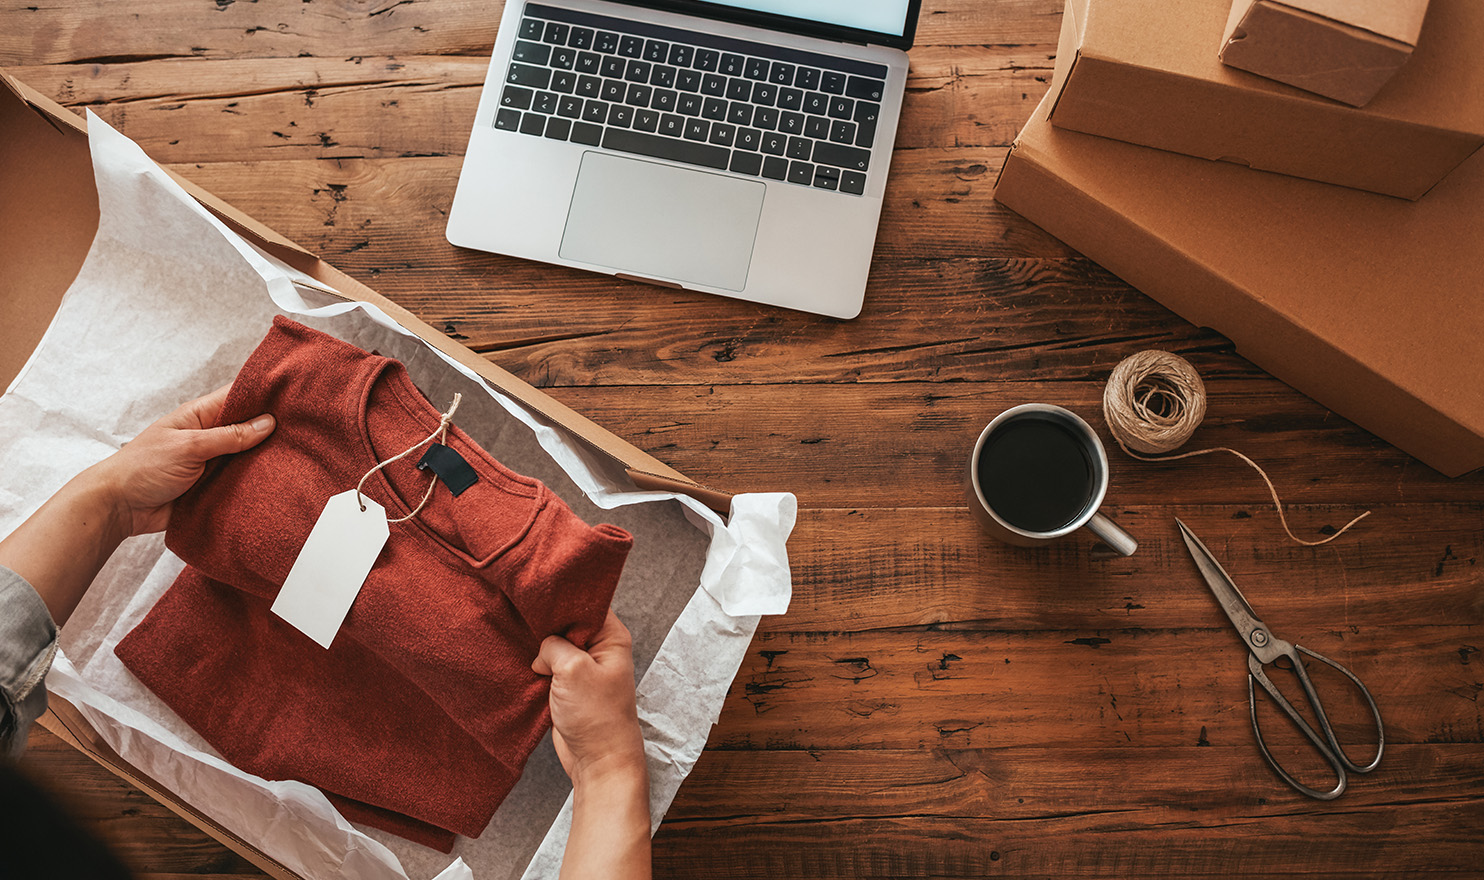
left=702, top=1, right=914, bottom=38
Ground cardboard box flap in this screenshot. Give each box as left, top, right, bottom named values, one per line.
left=1283, top=0, right=1429, bottom=43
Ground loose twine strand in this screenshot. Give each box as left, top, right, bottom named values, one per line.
left=1102, top=351, right=1368, bottom=546
left=355, top=393, right=462, bottom=524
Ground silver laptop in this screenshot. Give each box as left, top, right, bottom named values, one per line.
left=446, top=0, right=920, bottom=319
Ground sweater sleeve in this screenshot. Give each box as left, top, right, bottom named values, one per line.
left=507, top=509, right=633, bottom=650
left=0, top=566, right=58, bottom=758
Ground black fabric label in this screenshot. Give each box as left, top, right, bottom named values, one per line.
left=417, top=443, right=479, bottom=497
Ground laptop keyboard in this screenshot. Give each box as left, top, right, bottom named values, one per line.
left=494, top=2, right=888, bottom=196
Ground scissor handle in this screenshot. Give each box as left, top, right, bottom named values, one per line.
left=1247, top=645, right=1385, bottom=800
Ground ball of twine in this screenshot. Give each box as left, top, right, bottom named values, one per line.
left=1101, top=350, right=1368, bottom=547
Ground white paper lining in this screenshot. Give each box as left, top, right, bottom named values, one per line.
left=0, top=113, right=795, bottom=880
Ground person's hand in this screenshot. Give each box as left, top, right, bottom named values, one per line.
left=86, top=385, right=275, bottom=537
left=532, top=609, right=647, bottom=789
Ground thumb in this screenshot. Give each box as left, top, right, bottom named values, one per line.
left=190, top=414, right=276, bottom=461
left=532, top=634, right=586, bottom=677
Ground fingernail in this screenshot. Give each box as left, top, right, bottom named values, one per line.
left=251, top=414, right=274, bottom=433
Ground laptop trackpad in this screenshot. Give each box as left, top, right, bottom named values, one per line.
left=559, top=152, right=765, bottom=292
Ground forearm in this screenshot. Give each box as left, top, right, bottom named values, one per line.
left=563, top=757, right=652, bottom=880
left=0, top=467, right=127, bottom=627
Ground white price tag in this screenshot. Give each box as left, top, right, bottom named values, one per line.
left=272, top=489, right=391, bottom=649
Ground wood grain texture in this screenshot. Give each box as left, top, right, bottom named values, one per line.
left=4, top=0, right=1482, bottom=877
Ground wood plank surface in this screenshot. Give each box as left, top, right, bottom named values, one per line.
left=4, top=0, right=1482, bottom=878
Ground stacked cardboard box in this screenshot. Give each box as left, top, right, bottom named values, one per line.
left=994, top=0, right=1484, bottom=476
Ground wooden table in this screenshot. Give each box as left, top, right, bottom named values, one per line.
left=6, top=1, right=1483, bottom=877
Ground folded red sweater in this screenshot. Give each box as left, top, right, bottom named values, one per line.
left=116, top=316, right=632, bottom=850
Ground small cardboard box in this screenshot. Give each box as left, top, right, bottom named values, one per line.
left=0, top=70, right=732, bottom=878
left=994, top=93, right=1484, bottom=477
left=1046, top=0, right=1484, bottom=199
left=1220, top=0, right=1432, bottom=107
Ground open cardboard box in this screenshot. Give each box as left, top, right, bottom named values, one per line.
left=1220, top=0, right=1433, bottom=107
left=994, top=90, right=1484, bottom=477
left=1046, top=0, right=1484, bottom=199
left=1, top=70, right=749, bottom=878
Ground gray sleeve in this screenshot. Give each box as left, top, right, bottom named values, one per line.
left=0, top=565, right=58, bottom=758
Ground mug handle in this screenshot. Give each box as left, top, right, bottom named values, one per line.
left=1087, top=513, right=1138, bottom=557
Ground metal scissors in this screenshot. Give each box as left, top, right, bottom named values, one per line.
left=1176, top=519, right=1384, bottom=800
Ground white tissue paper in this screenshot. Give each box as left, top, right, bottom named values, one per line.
left=0, top=113, right=793, bottom=880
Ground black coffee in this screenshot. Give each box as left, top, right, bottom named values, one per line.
left=975, top=416, right=1096, bottom=533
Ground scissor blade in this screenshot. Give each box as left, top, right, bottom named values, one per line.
left=1175, top=519, right=1269, bottom=648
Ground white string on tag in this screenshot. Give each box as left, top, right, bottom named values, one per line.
left=355, top=392, right=463, bottom=525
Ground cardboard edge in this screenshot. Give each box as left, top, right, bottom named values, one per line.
left=39, top=697, right=304, bottom=880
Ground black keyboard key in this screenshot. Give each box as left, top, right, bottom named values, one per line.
left=786, top=136, right=812, bottom=160
left=753, top=106, right=779, bottom=130
left=595, top=31, right=619, bottom=53
left=828, top=96, right=854, bottom=120
left=787, top=160, right=813, bottom=185
left=829, top=119, right=855, bottom=144
left=668, top=44, right=694, bottom=67
left=778, top=111, right=804, bottom=135
left=736, top=127, right=762, bottom=151
left=709, top=122, right=736, bottom=146
left=744, top=57, right=769, bottom=80
left=608, top=104, right=634, bottom=128
left=719, top=53, right=745, bottom=76
left=846, top=75, right=886, bottom=102
left=542, top=22, right=569, bottom=45
left=508, top=63, right=551, bottom=89
left=728, top=102, right=753, bottom=125
left=840, top=169, right=867, bottom=195
left=644, top=40, right=668, bottom=63
left=534, top=90, right=558, bottom=114
left=557, top=95, right=583, bottom=118
left=821, top=71, right=847, bottom=94
left=853, top=101, right=880, bottom=147
left=702, top=97, right=728, bottom=120
left=684, top=117, right=709, bottom=141
left=777, top=87, right=803, bottom=111
left=752, top=83, right=777, bottom=106
left=625, top=59, right=651, bottom=82
left=600, top=56, right=625, bottom=78
left=551, top=70, right=577, bottom=94
left=495, top=107, right=521, bottom=130
left=769, top=62, right=795, bottom=85
left=813, top=165, right=840, bottom=190
left=804, top=115, right=829, bottom=139
left=702, top=73, right=727, bottom=97
left=577, top=75, right=602, bottom=98
left=762, top=155, right=789, bottom=179
left=761, top=131, right=786, bottom=155
left=796, top=67, right=821, bottom=90
left=634, top=108, right=660, bottom=132
left=726, top=78, right=752, bottom=101
left=652, top=89, right=678, bottom=112
left=603, top=127, right=729, bottom=170
left=694, top=48, right=720, bottom=71
left=582, top=99, right=609, bottom=123
left=619, top=35, right=644, bottom=58
left=519, top=18, right=544, bottom=41
left=570, top=27, right=594, bottom=49
left=601, top=79, right=626, bottom=102
left=677, top=69, right=702, bottom=92
left=513, top=40, right=550, bottom=65
left=626, top=83, right=652, bottom=106
left=730, top=150, right=763, bottom=176
left=652, top=65, right=677, bottom=88
left=576, top=51, right=601, bottom=74
left=552, top=47, right=577, bottom=70
left=500, top=85, right=534, bottom=110
left=811, top=141, right=870, bottom=171
left=802, top=91, right=828, bottom=115
left=545, top=116, right=572, bottom=140
left=678, top=93, right=703, bottom=116
left=519, top=112, right=546, bottom=135
left=658, top=113, right=684, bottom=137
left=571, top=121, right=603, bottom=145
